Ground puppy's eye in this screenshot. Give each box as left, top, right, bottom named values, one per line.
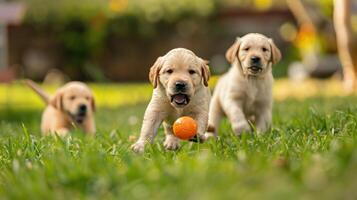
left=85, top=96, right=90, bottom=100
left=262, top=47, right=268, bottom=52
left=189, top=70, right=196, bottom=75
left=243, top=47, right=250, bottom=51
left=166, top=69, right=173, bottom=74
left=69, top=96, right=76, bottom=100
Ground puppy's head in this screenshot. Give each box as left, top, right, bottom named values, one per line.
left=51, top=82, right=95, bottom=124
left=149, top=48, right=210, bottom=108
left=226, top=33, right=281, bottom=77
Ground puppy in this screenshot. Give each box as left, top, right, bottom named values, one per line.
left=26, top=80, right=96, bottom=136
left=131, top=48, right=211, bottom=153
left=206, top=33, right=281, bottom=138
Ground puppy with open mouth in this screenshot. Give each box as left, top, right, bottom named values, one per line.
left=26, top=80, right=96, bottom=136
left=131, top=48, right=211, bottom=153
left=206, top=33, right=281, bottom=138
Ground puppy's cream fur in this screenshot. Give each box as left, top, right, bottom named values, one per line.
left=206, top=33, right=281, bottom=137
left=131, top=48, right=211, bottom=153
left=26, top=80, right=96, bottom=136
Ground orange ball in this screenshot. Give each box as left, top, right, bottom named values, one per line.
left=173, top=116, right=197, bottom=140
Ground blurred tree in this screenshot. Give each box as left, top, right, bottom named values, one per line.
left=22, top=0, right=218, bottom=80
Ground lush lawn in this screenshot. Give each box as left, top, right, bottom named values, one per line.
left=1, top=81, right=357, bottom=199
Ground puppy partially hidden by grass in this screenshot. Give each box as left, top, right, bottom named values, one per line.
left=131, top=48, right=211, bottom=153
left=25, top=80, right=96, bottom=136
left=206, top=33, right=281, bottom=138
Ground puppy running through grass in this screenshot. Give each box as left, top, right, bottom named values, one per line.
left=131, top=48, right=211, bottom=153
left=206, top=33, right=281, bottom=138
left=25, top=80, right=96, bottom=136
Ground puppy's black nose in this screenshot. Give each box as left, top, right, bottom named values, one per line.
left=251, top=56, right=261, bottom=63
left=79, top=104, right=87, bottom=112
left=175, top=81, right=187, bottom=91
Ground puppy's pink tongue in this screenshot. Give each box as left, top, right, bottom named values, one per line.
left=173, top=94, right=186, bottom=104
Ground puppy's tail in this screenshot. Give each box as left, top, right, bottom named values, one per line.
left=25, top=79, right=50, bottom=104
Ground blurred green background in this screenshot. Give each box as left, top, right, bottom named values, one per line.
left=2, top=0, right=354, bottom=82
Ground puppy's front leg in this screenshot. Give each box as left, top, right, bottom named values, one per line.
left=131, top=101, right=164, bottom=153
left=53, top=128, right=70, bottom=137
left=188, top=112, right=209, bottom=143
left=224, top=100, right=250, bottom=136
left=255, top=107, right=272, bottom=133
left=163, top=122, right=180, bottom=151
left=83, top=118, right=96, bottom=136
left=206, top=94, right=222, bottom=139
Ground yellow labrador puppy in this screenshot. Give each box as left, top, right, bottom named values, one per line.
left=26, top=80, right=96, bottom=136
left=206, top=33, right=281, bottom=138
left=131, top=48, right=211, bottom=153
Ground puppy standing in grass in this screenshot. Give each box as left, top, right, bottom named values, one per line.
left=206, top=33, right=281, bottom=138
left=131, top=48, right=211, bottom=153
left=26, top=80, right=96, bottom=136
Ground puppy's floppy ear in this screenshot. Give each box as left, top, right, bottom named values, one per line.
left=200, top=59, right=211, bottom=87
left=268, top=39, right=282, bottom=64
left=91, top=96, right=96, bottom=112
left=225, top=37, right=241, bottom=63
left=149, top=57, right=163, bottom=88
left=50, top=91, right=63, bottom=110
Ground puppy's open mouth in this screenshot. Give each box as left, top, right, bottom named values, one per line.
left=75, top=114, right=86, bottom=124
left=69, top=112, right=86, bottom=124
left=248, top=66, right=263, bottom=74
left=170, top=94, right=190, bottom=107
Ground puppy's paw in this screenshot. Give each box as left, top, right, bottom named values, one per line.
left=232, top=121, right=251, bottom=136
left=189, top=134, right=209, bottom=143
left=164, top=136, right=180, bottom=151
left=54, top=128, right=69, bottom=137
left=204, top=132, right=217, bottom=140
left=131, top=141, right=146, bottom=153
left=256, top=126, right=269, bottom=134
left=255, top=120, right=270, bottom=134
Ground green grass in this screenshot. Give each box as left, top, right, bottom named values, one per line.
left=1, top=85, right=357, bottom=199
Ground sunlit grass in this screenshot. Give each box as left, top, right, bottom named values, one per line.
left=0, top=78, right=348, bottom=109
left=273, top=78, right=347, bottom=101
